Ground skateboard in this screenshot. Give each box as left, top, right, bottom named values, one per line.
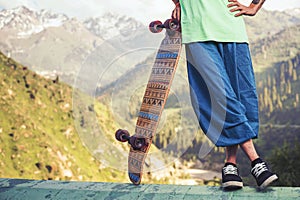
left=115, top=18, right=182, bottom=185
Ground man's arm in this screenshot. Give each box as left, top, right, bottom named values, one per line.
left=228, top=0, right=266, bottom=17
left=172, top=0, right=179, bottom=4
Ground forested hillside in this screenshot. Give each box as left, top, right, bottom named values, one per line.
left=257, top=53, right=300, bottom=120
left=0, top=51, right=126, bottom=182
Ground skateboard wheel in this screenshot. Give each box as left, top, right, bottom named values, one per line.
left=115, top=129, right=130, bottom=142
left=164, top=19, right=180, bottom=32
left=149, top=20, right=163, bottom=33
left=129, top=136, right=148, bottom=150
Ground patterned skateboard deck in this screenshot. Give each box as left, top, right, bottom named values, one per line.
left=127, top=24, right=182, bottom=185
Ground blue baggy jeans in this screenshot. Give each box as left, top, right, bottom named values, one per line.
left=186, top=42, right=258, bottom=147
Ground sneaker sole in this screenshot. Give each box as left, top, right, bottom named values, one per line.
left=222, top=181, right=243, bottom=190
left=259, top=174, right=278, bottom=189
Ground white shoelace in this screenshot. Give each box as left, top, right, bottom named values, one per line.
left=223, top=165, right=238, bottom=175
left=251, top=162, right=268, bottom=177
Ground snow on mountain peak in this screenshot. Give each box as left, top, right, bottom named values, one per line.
left=0, top=6, right=68, bottom=37
left=83, top=12, right=144, bottom=40
left=0, top=6, right=145, bottom=40
left=37, top=9, right=68, bottom=27
left=285, top=8, right=300, bottom=17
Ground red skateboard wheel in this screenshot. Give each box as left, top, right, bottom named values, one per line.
left=149, top=20, right=163, bottom=33
left=164, top=19, right=180, bottom=32
left=115, top=129, right=130, bottom=142
left=129, top=136, right=148, bottom=150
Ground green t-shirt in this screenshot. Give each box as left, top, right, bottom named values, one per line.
left=179, top=0, right=248, bottom=44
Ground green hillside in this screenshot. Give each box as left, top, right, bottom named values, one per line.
left=0, top=51, right=126, bottom=182
left=0, top=51, right=186, bottom=184
left=245, top=9, right=300, bottom=43
left=251, top=25, right=300, bottom=71
left=256, top=53, right=300, bottom=119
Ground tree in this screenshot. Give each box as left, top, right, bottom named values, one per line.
left=269, top=141, right=300, bottom=186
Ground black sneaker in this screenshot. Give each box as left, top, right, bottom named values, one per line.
left=222, top=163, right=243, bottom=190
left=251, top=158, right=278, bottom=189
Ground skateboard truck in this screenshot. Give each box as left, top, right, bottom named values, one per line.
left=115, top=129, right=150, bottom=151
left=149, top=18, right=180, bottom=33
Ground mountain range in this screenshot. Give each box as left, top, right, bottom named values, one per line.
left=0, top=6, right=299, bottom=93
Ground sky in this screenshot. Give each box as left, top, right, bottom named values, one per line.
left=0, top=0, right=299, bottom=24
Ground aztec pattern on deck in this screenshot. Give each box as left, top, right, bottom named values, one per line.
left=128, top=30, right=182, bottom=185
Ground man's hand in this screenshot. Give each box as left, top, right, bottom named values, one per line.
left=172, top=1, right=181, bottom=21
left=228, top=0, right=265, bottom=17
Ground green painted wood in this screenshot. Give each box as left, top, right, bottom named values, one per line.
left=0, top=178, right=299, bottom=200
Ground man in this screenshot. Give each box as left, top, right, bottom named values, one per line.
left=171, top=0, right=278, bottom=190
